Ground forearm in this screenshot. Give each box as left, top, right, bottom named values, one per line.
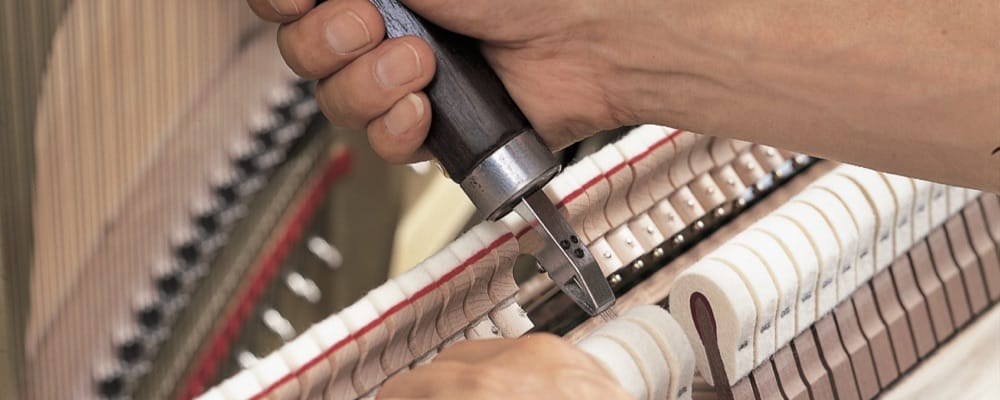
left=616, top=0, right=1000, bottom=191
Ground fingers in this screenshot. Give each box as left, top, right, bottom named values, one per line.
left=367, top=92, right=433, bottom=163
left=247, top=0, right=316, bottom=23
left=379, top=361, right=467, bottom=398
left=433, top=339, right=516, bottom=364
left=277, top=0, right=386, bottom=79
left=316, top=36, right=436, bottom=129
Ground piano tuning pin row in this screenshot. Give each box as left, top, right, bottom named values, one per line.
left=95, top=363, right=128, bottom=399
left=93, top=77, right=323, bottom=399
left=307, top=236, right=343, bottom=269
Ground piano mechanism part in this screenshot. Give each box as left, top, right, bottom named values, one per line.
left=5, top=2, right=1000, bottom=400
left=369, top=0, right=615, bottom=316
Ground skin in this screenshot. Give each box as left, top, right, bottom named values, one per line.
left=247, top=0, right=1000, bottom=396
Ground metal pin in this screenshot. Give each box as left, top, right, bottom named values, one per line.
left=236, top=349, right=259, bottom=369
left=609, top=274, right=622, bottom=285
left=261, top=308, right=296, bottom=341
left=653, top=248, right=665, bottom=259
left=632, top=260, right=645, bottom=270
left=307, top=236, right=343, bottom=269
left=673, top=235, right=686, bottom=245
left=285, top=271, right=322, bottom=303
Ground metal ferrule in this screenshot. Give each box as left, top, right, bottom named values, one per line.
left=459, top=131, right=559, bottom=221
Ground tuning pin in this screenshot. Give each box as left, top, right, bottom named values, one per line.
left=192, top=193, right=246, bottom=238
left=231, top=136, right=267, bottom=177
left=260, top=308, right=296, bottom=341
left=267, top=83, right=305, bottom=122
left=284, top=271, right=322, bottom=303
left=171, top=225, right=223, bottom=271
left=94, top=364, right=127, bottom=399
left=134, top=289, right=169, bottom=334
left=152, top=258, right=187, bottom=300
left=113, top=327, right=149, bottom=367
left=306, top=236, right=342, bottom=269
left=210, top=166, right=245, bottom=206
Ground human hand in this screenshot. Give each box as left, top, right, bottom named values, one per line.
left=247, top=0, right=667, bottom=163
left=375, top=334, right=632, bottom=400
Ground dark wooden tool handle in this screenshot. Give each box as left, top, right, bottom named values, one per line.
left=368, top=0, right=532, bottom=181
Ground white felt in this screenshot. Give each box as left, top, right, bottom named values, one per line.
left=471, top=220, right=510, bottom=246
left=752, top=218, right=820, bottom=331
left=308, top=316, right=349, bottom=348
left=711, top=165, right=748, bottom=200
left=836, top=165, right=897, bottom=272
left=488, top=300, right=534, bottom=338
left=649, top=199, right=687, bottom=238
left=220, top=370, right=263, bottom=400
left=577, top=335, right=648, bottom=400
left=669, top=186, right=706, bottom=223
left=812, top=174, right=878, bottom=283
left=448, top=229, right=485, bottom=263
left=670, top=260, right=757, bottom=386
left=195, top=388, right=226, bottom=400
left=592, top=319, right=672, bottom=400
left=795, top=188, right=861, bottom=293
left=911, top=180, right=933, bottom=242
left=731, top=230, right=798, bottom=348
left=619, top=306, right=696, bottom=400
left=543, top=169, right=580, bottom=205
left=774, top=202, right=842, bottom=310
left=709, top=245, right=779, bottom=366
left=280, top=334, right=323, bottom=370
left=339, top=300, right=379, bottom=333
left=589, top=237, right=625, bottom=276
left=927, top=183, right=949, bottom=228
left=629, top=213, right=667, bottom=250
left=251, top=351, right=292, bottom=389
left=421, top=247, right=463, bottom=281
left=366, top=281, right=407, bottom=314
left=881, top=173, right=916, bottom=259
left=464, top=317, right=502, bottom=340
left=605, top=225, right=647, bottom=265
left=393, top=263, right=434, bottom=299
left=499, top=212, right=530, bottom=238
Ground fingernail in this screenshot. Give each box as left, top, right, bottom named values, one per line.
left=375, top=43, right=422, bottom=88
left=268, top=0, right=300, bottom=17
left=384, top=94, right=425, bottom=136
left=324, top=11, right=371, bottom=54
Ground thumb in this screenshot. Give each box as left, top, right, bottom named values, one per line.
left=397, top=0, right=564, bottom=42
